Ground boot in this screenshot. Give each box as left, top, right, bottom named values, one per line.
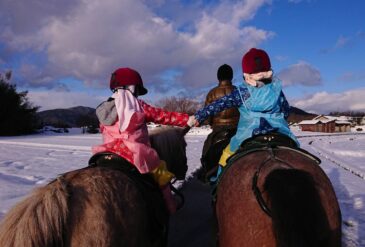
left=150, top=160, right=177, bottom=214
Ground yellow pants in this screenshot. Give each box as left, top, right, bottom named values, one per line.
left=218, top=145, right=235, bottom=167
left=150, top=160, right=175, bottom=187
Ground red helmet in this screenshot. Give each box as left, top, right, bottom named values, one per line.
left=242, top=48, right=271, bottom=74
left=109, top=67, right=148, bottom=95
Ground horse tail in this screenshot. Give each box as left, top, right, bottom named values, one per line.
left=0, top=177, right=70, bottom=247
left=264, top=169, right=330, bottom=247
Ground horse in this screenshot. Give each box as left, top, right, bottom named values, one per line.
left=199, top=127, right=236, bottom=182
left=0, top=126, right=189, bottom=247
left=214, top=133, right=342, bottom=247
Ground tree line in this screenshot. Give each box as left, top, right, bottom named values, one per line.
left=0, top=71, right=39, bottom=135
left=329, top=111, right=365, bottom=117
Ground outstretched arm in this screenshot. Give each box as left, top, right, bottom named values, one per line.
left=194, top=87, right=249, bottom=125
left=139, top=100, right=189, bottom=127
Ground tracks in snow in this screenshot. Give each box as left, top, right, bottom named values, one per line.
left=0, top=140, right=91, bottom=152
left=298, top=134, right=365, bottom=181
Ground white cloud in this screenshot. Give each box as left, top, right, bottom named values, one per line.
left=0, top=0, right=273, bottom=92
left=288, top=0, right=311, bottom=3
left=0, top=0, right=75, bottom=50
left=18, top=64, right=55, bottom=88
left=28, top=91, right=106, bottom=111
left=277, top=61, right=322, bottom=87
left=275, top=55, right=289, bottom=62
left=321, top=33, right=358, bottom=54
left=292, top=88, right=365, bottom=114
left=337, top=71, right=365, bottom=82
left=335, top=35, right=350, bottom=48
left=212, top=0, right=272, bottom=26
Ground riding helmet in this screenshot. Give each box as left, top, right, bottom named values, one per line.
left=242, top=48, right=271, bottom=74
left=109, top=67, right=148, bottom=95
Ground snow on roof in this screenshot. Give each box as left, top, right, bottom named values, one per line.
left=335, top=120, right=351, bottom=125
left=299, top=120, right=319, bottom=124
left=299, top=119, right=335, bottom=125
left=313, top=115, right=337, bottom=121
left=337, top=116, right=353, bottom=121
left=313, top=115, right=354, bottom=122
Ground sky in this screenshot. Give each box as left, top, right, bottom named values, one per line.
left=0, top=0, right=364, bottom=114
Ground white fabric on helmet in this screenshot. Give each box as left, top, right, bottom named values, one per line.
left=112, top=89, right=142, bottom=132
left=243, top=70, right=273, bottom=87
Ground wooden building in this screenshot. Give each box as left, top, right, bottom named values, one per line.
left=299, top=120, right=336, bottom=133
left=299, top=115, right=352, bottom=133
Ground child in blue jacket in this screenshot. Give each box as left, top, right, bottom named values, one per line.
left=193, top=48, right=299, bottom=177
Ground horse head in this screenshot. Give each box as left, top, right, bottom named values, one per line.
left=149, top=126, right=188, bottom=180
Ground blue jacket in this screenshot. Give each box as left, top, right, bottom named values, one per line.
left=195, top=78, right=299, bottom=152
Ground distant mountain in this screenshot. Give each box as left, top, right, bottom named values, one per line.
left=37, top=106, right=98, bottom=128
left=36, top=105, right=315, bottom=128
left=288, top=106, right=317, bottom=124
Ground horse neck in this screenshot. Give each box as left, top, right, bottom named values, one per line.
left=149, top=127, right=187, bottom=179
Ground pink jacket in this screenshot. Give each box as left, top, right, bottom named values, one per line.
left=93, top=97, right=189, bottom=174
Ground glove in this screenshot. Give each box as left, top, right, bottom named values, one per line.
left=150, top=160, right=175, bottom=187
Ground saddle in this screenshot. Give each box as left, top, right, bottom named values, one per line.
left=88, top=152, right=156, bottom=187
left=230, top=132, right=320, bottom=165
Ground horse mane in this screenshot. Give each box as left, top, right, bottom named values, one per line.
left=264, top=169, right=331, bottom=247
left=0, top=177, right=69, bottom=247
left=149, top=126, right=188, bottom=180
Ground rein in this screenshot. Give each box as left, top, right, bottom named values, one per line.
left=251, top=148, right=294, bottom=217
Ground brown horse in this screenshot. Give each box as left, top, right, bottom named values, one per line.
left=0, top=126, right=188, bottom=247
left=215, top=140, right=342, bottom=247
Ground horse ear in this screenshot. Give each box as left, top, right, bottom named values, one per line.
left=181, top=126, right=190, bottom=137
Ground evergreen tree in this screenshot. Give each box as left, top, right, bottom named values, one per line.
left=0, top=71, right=39, bottom=135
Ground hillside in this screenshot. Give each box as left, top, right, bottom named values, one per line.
left=37, top=106, right=98, bottom=128
left=288, top=106, right=317, bottom=124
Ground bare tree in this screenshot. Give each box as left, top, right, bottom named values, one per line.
left=155, top=96, right=202, bottom=115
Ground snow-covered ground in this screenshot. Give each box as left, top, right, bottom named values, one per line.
left=0, top=127, right=364, bottom=246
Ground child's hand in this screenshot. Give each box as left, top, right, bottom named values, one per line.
left=187, top=115, right=198, bottom=127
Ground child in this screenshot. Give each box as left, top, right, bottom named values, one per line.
left=92, top=67, right=194, bottom=213
left=193, top=48, right=299, bottom=178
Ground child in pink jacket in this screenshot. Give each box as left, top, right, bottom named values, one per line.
left=93, top=67, right=194, bottom=213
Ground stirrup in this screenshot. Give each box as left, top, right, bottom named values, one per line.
left=169, top=183, right=185, bottom=211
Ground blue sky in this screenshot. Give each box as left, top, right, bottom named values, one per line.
left=0, top=0, right=364, bottom=114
